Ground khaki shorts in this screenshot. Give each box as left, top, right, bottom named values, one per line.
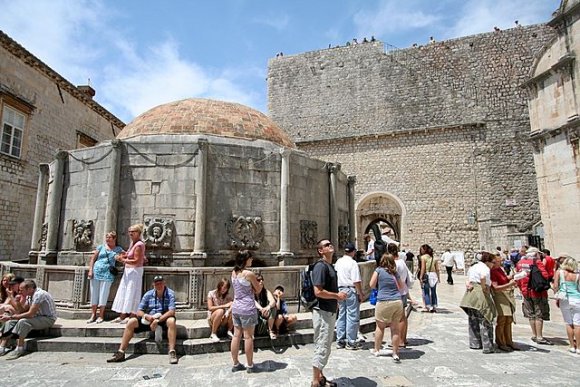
left=375, top=300, right=404, bottom=324
left=522, top=297, right=550, bottom=321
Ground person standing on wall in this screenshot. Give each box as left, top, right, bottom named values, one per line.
left=311, top=239, right=347, bottom=387
left=335, top=242, right=363, bottom=350
left=441, top=249, right=456, bottom=285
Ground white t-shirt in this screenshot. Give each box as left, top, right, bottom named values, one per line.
left=442, top=251, right=455, bottom=267
left=467, top=261, right=490, bottom=285
left=335, top=255, right=362, bottom=288
left=381, top=234, right=400, bottom=246
left=395, top=259, right=409, bottom=295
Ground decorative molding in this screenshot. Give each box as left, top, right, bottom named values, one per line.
left=39, top=223, right=48, bottom=251
left=300, top=220, right=318, bottom=249
left=143, top=217, right=174, bottom=249
left=338, top=224, right=349, bottom=248
left=226, top=215, right=264, bottom=250
left=73, top=219, right=93, bottom=251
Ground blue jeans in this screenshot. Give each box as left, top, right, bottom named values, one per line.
left=336, top=287, right=360, bottom=345
left=422, top=281, right=438, bottom=308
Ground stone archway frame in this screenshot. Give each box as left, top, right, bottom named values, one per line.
left=355, top=191, right=407, bottom=248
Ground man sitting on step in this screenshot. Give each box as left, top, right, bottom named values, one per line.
left=0, top=279, right=57, bottom=360
left=107, top=275, right=178, bottom=364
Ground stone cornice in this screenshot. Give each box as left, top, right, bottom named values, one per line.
left=522, top=53, right=575, bottom=89
left=0, top=30, right=125, bottom=129
left=529, top=115, right=580, bottom=150
left=295, top=122, right=486, bottom=146
left=548, top=1, right=580, bottom=27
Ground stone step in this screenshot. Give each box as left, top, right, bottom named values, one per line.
left=24, top=316, right=378, bottom=356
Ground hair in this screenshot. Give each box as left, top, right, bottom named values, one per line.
left=274, top=285, right=284, bottom=293
left=363, top=234, right=371, bottom=241
left=379, top=253, right=397, bottom=275
left=419, top=244, right=433, bottom=257
left=22, top=279, right=37, bottom=291
left=128, top=224, right=144, bottom=234
left=561, top=257, right=578, bottom=272
left=255, top=273, right=268, bottom=306
left=496, top=246, right=502, bottom=251
left=541, top=248, right=551, bottom=256
left=234, top=250, right=253, bottom=272
left=106, top=231, right=117, bottom=240
left=316, top=239, right=330, bottom=257
left=480, top=251, right=494, bottom=264
left=215, top=277, right=231, bottom=299
left=1, top=273, right=15, bottom=302
left=387, top=243, right=399, bottom=257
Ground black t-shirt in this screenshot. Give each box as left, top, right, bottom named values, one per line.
left=311, top=259, right=338, bottom=313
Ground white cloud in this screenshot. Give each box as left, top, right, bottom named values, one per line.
left=353, top=0, right=441, bottom=38
left=252, top=14, right=290, bottom=31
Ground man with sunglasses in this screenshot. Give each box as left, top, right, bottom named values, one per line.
left=311, top=240, right=347, bottom=387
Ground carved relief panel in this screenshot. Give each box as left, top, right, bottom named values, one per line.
left=143, top=217, right=174, bottom=249
left=73, top=219, right=94, bottom=251
left=226, top=215, right=264, bottom=250
left=338, top=224, right=349, bottom=249
left=300, top=220, right=318, bottom=249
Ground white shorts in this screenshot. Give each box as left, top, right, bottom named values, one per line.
left=559, top=298, right=580, bottom=326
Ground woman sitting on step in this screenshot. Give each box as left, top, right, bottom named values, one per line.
left=254, top=274, right=278, bottom=339
left=207, top=277, right=234, bottom=342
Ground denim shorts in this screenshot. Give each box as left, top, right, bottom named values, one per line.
left=233, top=313, right=258, bottom=328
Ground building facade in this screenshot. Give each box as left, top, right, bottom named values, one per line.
left=525, top=0, right=580, bottom=256
left=0, top=31, right=124, bottom=261
left=268, top=24, right=556, bottom=258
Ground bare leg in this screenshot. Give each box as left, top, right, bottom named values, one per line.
left=230, top=325, right=242, bottom=365
left=374, top=321, right=386, bottom=352
left=118, top=318, right=138, bottom=351
left=166, top=317, right=177, bottom=351
left=534, top=320, right=544, bottom=339
left=399, top=315, right=408, bottom=346
left=211, top=309, right=225, bottom=334
left=574, top=326, right=580, bottom=350
left=528, top=319, right=537, bottom=338
left=243, top=326, right=255, bottom=367
left=98, top=305, right=106, bottom=320
left=390, top=324, right=400, bottom=357
left=89, top=305, right=97, bottom=320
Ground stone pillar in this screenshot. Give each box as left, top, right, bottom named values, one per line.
left=276, top=148, right=293, bottom=265
left=348, top=175, right=356, bottom=244
left=43, top=150, right=68, bottom=264
left=328, top=163, right=340, bottom=246
left=104, top=140, right=122, bottom=234
left=30, top=163, right=50, bottom=252
left=192, top=140, right=208, bottom=258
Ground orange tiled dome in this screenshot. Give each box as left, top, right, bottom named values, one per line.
left=117, top=98, right=295, bottom=148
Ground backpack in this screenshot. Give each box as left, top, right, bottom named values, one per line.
left=527, top=263, right=551, bottom=292
left=299, top=260, right=323, bottom=312
left=372, top=223, right=387, bottom=266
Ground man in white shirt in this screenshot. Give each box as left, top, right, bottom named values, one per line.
left=441, top=249, right=456, bottom=285
left=334, top=242, right=363, bottom=350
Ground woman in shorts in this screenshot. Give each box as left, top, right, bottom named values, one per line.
left=207, top=278, right=233, bottom=342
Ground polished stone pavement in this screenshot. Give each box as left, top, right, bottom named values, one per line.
left=2, top=274, right=578, bottom=386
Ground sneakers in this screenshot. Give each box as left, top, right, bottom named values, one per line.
left=106, top=351, right=126, bottom=363
left=209, top=333, right=220, bottom=343
left=86, top=316, right=97, bottom=324
left=345, top=342, right=362, bottom=350
left=392, top=354, right=401, bottom=363
left=95, top=317, right=104, bottom=324
left=370, top=348, right=392, bottom=357
left=6, top=349, right=25, bottom=360
left=568, top=347, right=577, bottom=353
left=231, top=363, right=246, bottom=372
left=168, top=350, right=178, bottom=364
left=336, top=341, right=346, bottom=349
left=246, top=365, right=257, bottom=373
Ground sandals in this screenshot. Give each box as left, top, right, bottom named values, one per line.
left=269, top=331, right=277, bottom=340
left=319, top=376, right=337, bottom=387
left=112, top=317, right=122, bottom=323
left=535, top=337, right=553, bottom=345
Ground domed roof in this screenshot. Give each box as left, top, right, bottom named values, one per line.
left=117, top=98, right=295, bottom=148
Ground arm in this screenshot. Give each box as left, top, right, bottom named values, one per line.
left=369, top=271, right=378, bottom=289
left=207, top=292, right=227, bottom=313
left=435, top=260, right=441, bottom=283
left=492, top=280, right=515, bottom=291
left=87, top=248, right=99, bottom=279
left=552, top=270, right=560, bottom=292
left=418, top=257, right=426, bottom=281
left=247, top=271, right=263, bottom=295
left=480, top=276, right=488, bottom=293
left=354, top=281, right=364, bottom=302
left=10, top=302, right=40, bottom=320
left=313, top=285, right=347, bottom=301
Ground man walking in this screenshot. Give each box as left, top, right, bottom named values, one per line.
left=0, top=279, right=57, bottom=359
left=311, top=239, right=347, bottom=387
left=441, top=249, right=456, bottom=285
left=335, top=242, right=363, bottom=350
left=107, top=275, right=179, bottom=364
left=515, top=247, right=552, bottom=345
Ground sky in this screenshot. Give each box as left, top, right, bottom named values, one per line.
left=0, top=0, right=560, bottom=124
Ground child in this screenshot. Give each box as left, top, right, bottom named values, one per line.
left=273, top=285, right=297, bottom=334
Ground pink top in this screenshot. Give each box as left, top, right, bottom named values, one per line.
left=125, top=240, right=145, bottom=268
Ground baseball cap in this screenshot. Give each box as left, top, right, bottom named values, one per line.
left=153, top=275, right=164, bottom=282
left=8, top=276, right=24, bottom=285
left=344, top=242, right=356, bottom=253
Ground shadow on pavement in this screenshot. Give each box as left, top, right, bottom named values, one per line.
left=332, top=376, right=377, bottom=387
left=400, top=349, right=425, bottom=360
left=252, top=360, right=288, bottom=373
left=405, top=338, right=433, bottom=347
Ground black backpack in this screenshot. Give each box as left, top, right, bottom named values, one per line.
left=527, top=263, right=551, bottom=292
left=299, top=260, right=323, bottom=312
left=372, top=223, right=387, bottom=266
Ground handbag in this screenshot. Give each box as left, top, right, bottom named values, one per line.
left=102, top=246, right=119, bottom=276
left=369, top=288, right=378, bottom=306
left=421, top=256, right=434, bottom=283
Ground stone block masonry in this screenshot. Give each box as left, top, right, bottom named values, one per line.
left=268, top=25, right=556, bottom=256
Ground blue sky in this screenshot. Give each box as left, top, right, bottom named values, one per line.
left=0, top=0, right=560, bottom=123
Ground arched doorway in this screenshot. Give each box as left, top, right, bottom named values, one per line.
left=355, top=191, right=406, bottom=250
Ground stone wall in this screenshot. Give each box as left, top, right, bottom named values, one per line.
left=0, top=32, right=124, bottom=261
left=268, top=24, right=556, bottom=256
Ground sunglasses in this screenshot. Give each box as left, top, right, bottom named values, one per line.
left=322, top=242, right=333, bottom=248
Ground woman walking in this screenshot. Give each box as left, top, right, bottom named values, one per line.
left=552, top=256, right=580, bottom=353
left=111, top=224, right=146, bottom=323
left=418, top=244, right=440, bottom=312
left=369, top=253, right=404, bottom=362
left=230, top=250, right=262, bottom=373
left=87, top=231, right=124, bottom=323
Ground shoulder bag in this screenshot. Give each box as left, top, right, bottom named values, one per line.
left=102, top=246, right=119, bottom=276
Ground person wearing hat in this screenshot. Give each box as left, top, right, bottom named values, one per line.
left=334, top=242, right=364, bottom=350
left=107, top=275, right=178, bottom=364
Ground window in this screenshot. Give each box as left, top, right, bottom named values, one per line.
left=1, top=105, right=25, bottom=158
left=77, top=131, right=98, bottom=148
